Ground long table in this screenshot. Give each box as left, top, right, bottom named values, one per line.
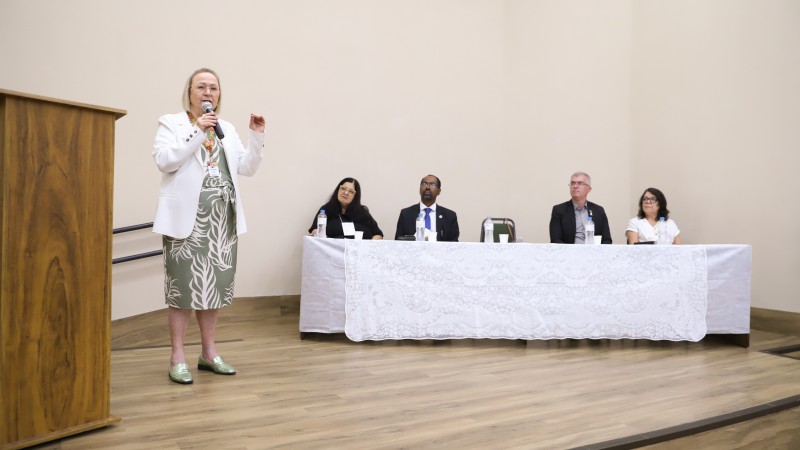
left=299, top=237, right=750, bottom=343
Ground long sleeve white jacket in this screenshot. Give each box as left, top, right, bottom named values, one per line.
left=152, top=112, right=264, bottom=239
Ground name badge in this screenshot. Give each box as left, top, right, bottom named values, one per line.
left=341, top=222, right=356, bottom=236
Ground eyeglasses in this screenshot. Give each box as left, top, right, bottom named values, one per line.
left=339, top=186, right=356, bottom=195
left=193, top=84, right=219, bottom=94
left=569, top=181, right=590, bottom=187
left=642, top=197, right=658, bottom=204
left=420, top=182, right=439, bottom=189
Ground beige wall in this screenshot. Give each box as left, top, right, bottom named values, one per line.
left=1, top=0, right=797, bottom=319
left=632, top=0, right=800, bottom=312
left=503, top=0, right=632, bottom=245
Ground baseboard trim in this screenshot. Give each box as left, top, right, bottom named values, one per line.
left=751, top=307, right=800, bottom=337
left=111, top=296, right=299, bottom=346
left=111, top=300, right=799, bottom=340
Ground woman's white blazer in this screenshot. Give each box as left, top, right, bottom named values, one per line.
left=152, top=112, right=264, bottom=239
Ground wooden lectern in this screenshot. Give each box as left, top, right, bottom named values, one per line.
left=0, top=90, right=125, bottom=449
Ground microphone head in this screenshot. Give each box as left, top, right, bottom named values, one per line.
left=201, top=101, right=214, bottom=113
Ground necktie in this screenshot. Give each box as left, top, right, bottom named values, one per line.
left=424, top=208, right=432, bottom=230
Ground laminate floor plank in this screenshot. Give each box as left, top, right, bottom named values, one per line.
left=34, top=297, right=800, bottom=449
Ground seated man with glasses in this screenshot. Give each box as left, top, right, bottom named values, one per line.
left=394, top=174, right=460, bottom=241
left=549, top=171, right=612, bottom=244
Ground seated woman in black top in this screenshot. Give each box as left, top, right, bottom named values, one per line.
left=308, top=177, right=384, bottom=239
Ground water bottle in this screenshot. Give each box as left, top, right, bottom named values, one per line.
left=317, top=210, right=327, bottom=238
left=585, top=216, right=595, bottom=245
left=656, top=216, right=667, bottom=245
left=415, top=212, right=425, bottom=241
left=483, top=217, right=494, bottom=243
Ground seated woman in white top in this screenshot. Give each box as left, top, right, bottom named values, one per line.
left=626, top=187, right=682, bottom=245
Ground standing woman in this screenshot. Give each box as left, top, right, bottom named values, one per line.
left=626, top=187, right=682, bottom=245
left=153, top=68, right=266, bottom=384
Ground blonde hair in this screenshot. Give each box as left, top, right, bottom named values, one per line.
left=181, top=67, right=222, bottom=113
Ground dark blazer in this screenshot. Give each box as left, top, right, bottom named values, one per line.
left=308, top=205, right=383, bottom=239
left=549, top=200, right=612, bottom=244
left=395, top=204, right=460, bottom=242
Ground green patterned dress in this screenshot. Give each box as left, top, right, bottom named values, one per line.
left=163, top=132, right=238, bottom=310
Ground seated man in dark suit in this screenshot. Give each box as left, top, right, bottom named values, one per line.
left=395, top=174, right=460, bottom=242
left=549, top=171, right=612, bottom=244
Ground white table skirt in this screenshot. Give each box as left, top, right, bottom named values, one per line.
left=299, top=238, right=751, bottom=341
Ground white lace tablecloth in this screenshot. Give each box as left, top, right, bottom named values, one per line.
left=339, top=241, right=708, bottom=341
left=300, top=238, right=752, bottom=341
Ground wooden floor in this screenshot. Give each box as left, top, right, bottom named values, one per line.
left=31, top=297, right=800, bottom=449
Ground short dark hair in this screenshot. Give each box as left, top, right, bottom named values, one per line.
left=421, top=174, right=442, bottom=189
left=637, top=187, right=670, bottom=220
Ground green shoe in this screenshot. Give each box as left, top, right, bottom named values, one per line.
left=169, top=363, right=193, bottom=384
left=198, top=355, right=236, bottom=375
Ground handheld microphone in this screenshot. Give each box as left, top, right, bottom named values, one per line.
left=201, top=101, right=225, bottom=139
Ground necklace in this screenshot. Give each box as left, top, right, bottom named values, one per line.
left=186, top=111, right=218, bottom=168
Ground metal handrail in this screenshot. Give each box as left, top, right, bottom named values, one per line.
left=113, top=222, right=155, bottom=234
left=112, top=222, right=162, bottom=265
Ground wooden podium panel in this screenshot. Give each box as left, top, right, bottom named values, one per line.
left=0, top=90, right=125, bottom=449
